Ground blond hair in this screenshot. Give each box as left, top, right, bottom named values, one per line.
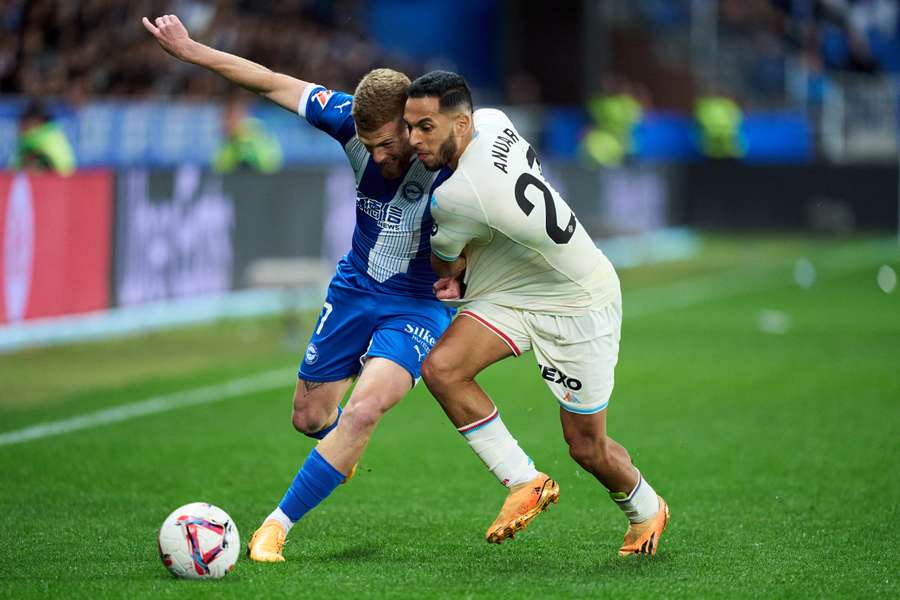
left=352, top=68, right=410, bottom=132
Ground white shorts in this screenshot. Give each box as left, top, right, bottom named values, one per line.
left=458, top=297, right=622, bottom=414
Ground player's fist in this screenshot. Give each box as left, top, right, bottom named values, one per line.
left=434, top=276, right=462, bottom=300
left=142, top=15, right=195, bottom=62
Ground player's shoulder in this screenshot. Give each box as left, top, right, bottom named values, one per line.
left=299, top=84, right=353, bottom=115
left=462, top=108, right=524, bottom=177
left=433, top=168, right=476, bottom=208
left=297, top=83, right=356, bottom=145
left=473, top=107, right=513, bottom=130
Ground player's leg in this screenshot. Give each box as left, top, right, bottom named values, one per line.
left=250, top=300, right=439, bottom=562
left=310, top=303, right=451, bottom=472
left=253, top=358, right=411, bottom=562
left=532, top=303, right=668, bottom=556
left=249, top=281, right=374, bottom=562
left=291, top=377, right=352, bottom=438
left=560, top=408, right=669, bottom=556
left=421, top=307, right=559, bottom=543
left=265, top=358, right=411, bottom=545
left=249, top=363, right=405, bottom=564
left=289, top=280, right=376, bottom=442
left=316, top=357, right=412, bottom=472
left=249, top=379, right=357, bottom=563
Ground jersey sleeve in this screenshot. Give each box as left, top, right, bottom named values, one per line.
left=297, top=84, right=356, bottom=145
left=429, top=178, right=491, bottom=262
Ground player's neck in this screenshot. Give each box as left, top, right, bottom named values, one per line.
left=449, top=129, right=475, bottom=171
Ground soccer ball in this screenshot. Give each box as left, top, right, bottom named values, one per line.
left=157, top=502, right=240, bottom=579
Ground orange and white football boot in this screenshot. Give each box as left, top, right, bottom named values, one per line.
left=485, top=473, right=560, bottom=544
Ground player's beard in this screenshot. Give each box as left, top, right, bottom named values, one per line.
left=379, top=157, right=403, bottom=179
left=424, top=133, right=457, bottom=171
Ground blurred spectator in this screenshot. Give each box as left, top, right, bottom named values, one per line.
left=582, top=78, right=645, bottom=166
left=694, top=93, right=746, bottom=160
left=213, top=97, right=283, bottom=174
left=2, top=0, right=416, bottom=98
left=8, top=99, right=75, bottom=175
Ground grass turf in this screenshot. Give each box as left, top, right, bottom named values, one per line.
left=0, top=236, right=897, bottom=598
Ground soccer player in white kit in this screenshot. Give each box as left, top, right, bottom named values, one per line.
left=404, top=71, right=670, bottom=555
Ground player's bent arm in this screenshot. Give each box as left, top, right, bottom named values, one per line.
left=431, top=253, right=466, bottom=279
left=142, top=14, right=308, bottom=113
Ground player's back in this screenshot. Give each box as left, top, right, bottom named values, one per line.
left=436, top=108, right=618, bottom=313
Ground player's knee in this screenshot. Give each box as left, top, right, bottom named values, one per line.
left=291, top=406, right=333, bottom=435
left=421, top=349, right=458, bottom=390
left=341, top=396, right=388, bottom=434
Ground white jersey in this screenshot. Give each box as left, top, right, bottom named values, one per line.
left=430, top=109, right=619, bottom=314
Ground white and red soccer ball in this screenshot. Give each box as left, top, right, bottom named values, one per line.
left=157, top=502, right=239, bottom=579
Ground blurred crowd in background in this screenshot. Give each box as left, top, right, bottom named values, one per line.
left=1, top=0, right=897, bottom=331
left=2, top=0, right=896, bottom=103
left=1, top=0, right=898, bottom=172
left=0, top=0, right=416, bottom=101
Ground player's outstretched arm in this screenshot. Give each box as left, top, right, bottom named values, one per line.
left=142, top=14, right=308, bottom=113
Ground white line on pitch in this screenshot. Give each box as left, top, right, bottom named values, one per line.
left=0, top=369, right=291, bottom=448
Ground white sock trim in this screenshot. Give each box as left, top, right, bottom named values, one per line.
left=460, top=409, right=539, bottom=487
left=457, top=406, right=499, bottom=434
left=612, top=473, right=660, bottom=524
left=266, top=507, right=295, bottom=533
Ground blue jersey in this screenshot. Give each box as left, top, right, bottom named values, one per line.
left=299, top=84, right=452, bottom=299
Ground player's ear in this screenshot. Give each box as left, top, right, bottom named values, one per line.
left=454, top=111, right=472, bottom=136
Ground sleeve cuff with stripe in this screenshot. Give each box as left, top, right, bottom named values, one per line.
left=297, top=83, right=323, bottom=118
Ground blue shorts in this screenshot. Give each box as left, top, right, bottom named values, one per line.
left=298, top=261, right=454, bottom=385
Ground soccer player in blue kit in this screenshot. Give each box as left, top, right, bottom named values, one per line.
left=144, top=15, right=454, bottom=562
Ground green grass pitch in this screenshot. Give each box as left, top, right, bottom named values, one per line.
left=0, top=236, right=897, bottom=598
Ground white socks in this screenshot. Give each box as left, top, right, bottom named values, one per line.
left=266, top=507, right=295, bottom=533
left=457, top=406, right=539, bottom=488
left=611, top=473, right=660, bottom=523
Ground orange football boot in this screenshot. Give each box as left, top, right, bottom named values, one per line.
left=247, top=519, right=287, bottom=563
left=618, top=496, right=670, bottom=556
left=486, top=473, right=560, bottom=544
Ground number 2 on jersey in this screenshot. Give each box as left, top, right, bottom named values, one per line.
left=514, top=146, right=576, bottom=244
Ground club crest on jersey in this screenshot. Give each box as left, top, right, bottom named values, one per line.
left=401, top=181, right=424, bottom=202
left=431, top=222, right=438, bottom=236
left=305, top=343, right=319, bottom=364
left=314, top=89, right=333, bottom=109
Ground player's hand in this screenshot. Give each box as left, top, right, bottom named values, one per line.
left=142, top=14, right=196, bottom=62
left=434, top=276, right=462, bottom=300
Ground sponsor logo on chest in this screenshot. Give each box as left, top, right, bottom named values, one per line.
left=356, top=193, right=406, bottom=231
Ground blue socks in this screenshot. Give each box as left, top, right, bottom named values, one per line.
left=304, top=405, right=342, bottom=440
left=277, top=448, right=346, bottom=522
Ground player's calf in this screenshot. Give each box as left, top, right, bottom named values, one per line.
left=565, top=436, right=633, bottom=490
